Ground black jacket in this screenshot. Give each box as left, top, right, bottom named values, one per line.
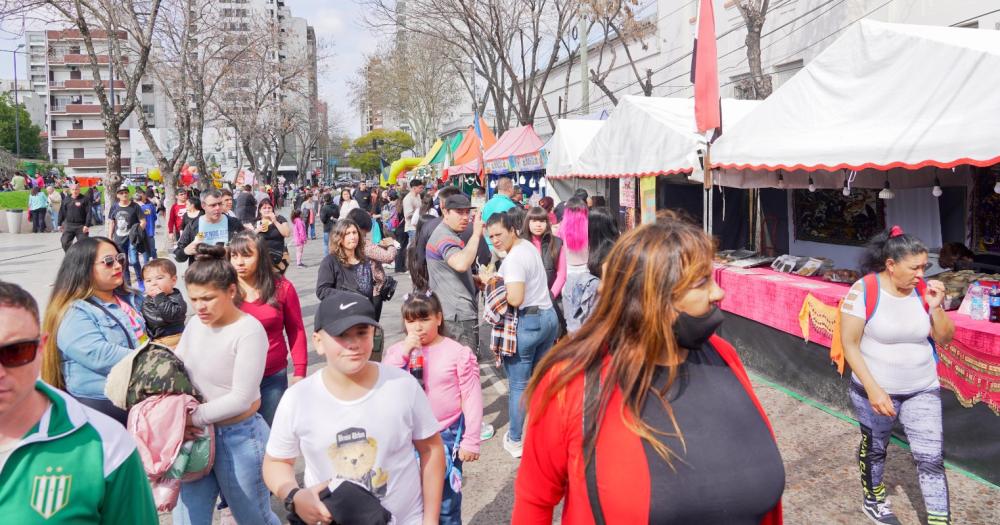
left=234, top=191, right=257, bottom=223
left=316, top=254, right=370, bottom=300
left=173, top=215, right=246, bottom=262
left=320, top=203, right=340, bottom=232
left=59, top=193, right=93, bottom=227
left=141, top=289, right=187, bottom=339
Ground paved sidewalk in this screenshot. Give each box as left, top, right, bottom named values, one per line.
left=2, top=225, right=998, bottom=524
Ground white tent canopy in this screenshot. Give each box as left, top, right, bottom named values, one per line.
left=710, top=20, right=1000, bottom=189
left=555, top=96, right=759, bottom=180
left=543, top=119, right=605, bottom=178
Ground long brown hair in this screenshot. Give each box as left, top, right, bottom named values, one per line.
left=42, top=237, right=133, bottom=389
left=329, top=219, right=366, bottom=264
left=525, top=211, right=716, bottom=464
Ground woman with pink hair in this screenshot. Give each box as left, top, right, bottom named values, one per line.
left=559, top=198, right=593, bottom=333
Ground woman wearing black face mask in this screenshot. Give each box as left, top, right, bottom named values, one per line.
left=513, top=211, right=785, bottom=525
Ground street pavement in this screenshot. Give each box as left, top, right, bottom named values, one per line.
left=2, top=218, right=998, bottom=524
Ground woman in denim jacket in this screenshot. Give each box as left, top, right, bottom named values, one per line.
left=42, top=236, right=148, bottom=425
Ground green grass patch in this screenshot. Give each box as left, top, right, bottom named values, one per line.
left=0, top=191, right=28, bottom=210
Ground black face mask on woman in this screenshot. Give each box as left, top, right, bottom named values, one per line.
left=672, top=305, right=726, bottom=350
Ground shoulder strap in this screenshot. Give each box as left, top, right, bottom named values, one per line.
left=915, top=278, right=930, bottom=312
left=582, top=361, right=606, bottom=525
left=84, top=297, right=136, bottom=349
left=862, top=273, right=880, bottom=322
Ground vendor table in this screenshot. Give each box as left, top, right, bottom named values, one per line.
left=714, top=265, right=1000, bottom=485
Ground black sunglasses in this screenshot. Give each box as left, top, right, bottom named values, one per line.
left=96, top=253, right=127, bottom=267
left=0, top=339, right=40, bottom=368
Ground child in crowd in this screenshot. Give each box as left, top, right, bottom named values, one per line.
left=383, top=291, right=483, bottom=525
left=292, top=210, right=308, bottom=268
left=263, top=290, right=444, bottom=525
left=140, top=258, right=187, bottom=348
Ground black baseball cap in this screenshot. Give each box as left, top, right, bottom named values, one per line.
left=443, top=193, right=475, bottom=210
left=315, top=290, right=380, bottom=336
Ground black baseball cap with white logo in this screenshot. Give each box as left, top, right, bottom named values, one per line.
left=315, top=290, right=380, bottom=336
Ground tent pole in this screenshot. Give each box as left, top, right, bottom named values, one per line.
left=703, top=144, right=713, bottom=234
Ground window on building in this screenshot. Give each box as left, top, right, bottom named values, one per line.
left=70, top=69, right=82, bottom=80
left=51, top=149, right=58, bottom=160
left=142, top=84, right=153, bottom=93
left=69, top=45, right=80, bottom=54
left=72, top=119, right=84, bottom=130
left=73, top=148, right=84, bottom=159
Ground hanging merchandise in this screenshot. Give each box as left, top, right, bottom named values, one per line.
left=529, top=177, right=537, bottom=189
left=490, top=178, right=498, bottom=189
left=519, top=175, right=527, bottom=185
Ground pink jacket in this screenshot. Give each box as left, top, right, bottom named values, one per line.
left=293, top=218, right=307, bottom=246
left=128, top=394, right=210, bottom=511
left=384, top=337, right=484, bottom=453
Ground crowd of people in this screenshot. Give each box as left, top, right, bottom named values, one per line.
left=0, top=172, right=956, bottom=525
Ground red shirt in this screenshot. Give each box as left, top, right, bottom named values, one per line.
left=239, top=278, right=308, bottom=377
left=513, top=335, right=782, bottom=525
left=168, top=203, right=187, bottom=235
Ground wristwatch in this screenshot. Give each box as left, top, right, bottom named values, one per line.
left=284, top=487, right=301, bottom=512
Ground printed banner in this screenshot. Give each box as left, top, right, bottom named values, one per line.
left=640, top=176, right=657, bottom=224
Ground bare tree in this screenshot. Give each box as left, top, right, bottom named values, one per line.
left=3, top=0, right=163, bottom=214
left=364, top=0, right=578, bottom=133
left=350, top=34, right=463, bottom=152
left=581, top=0, right=655, bottom=106
left=290, top=103, right=320, bottom=185
left=735, top=0, right=772, bottom=100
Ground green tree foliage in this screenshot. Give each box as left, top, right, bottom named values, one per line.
left=347, top=129, right=415, bottom=175
left=0, top=94, right=44, bottom=159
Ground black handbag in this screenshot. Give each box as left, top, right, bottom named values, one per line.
left=379, top=275, right=398, bottom=301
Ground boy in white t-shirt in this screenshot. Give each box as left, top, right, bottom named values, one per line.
left=263, top=290, right=445, bottom=525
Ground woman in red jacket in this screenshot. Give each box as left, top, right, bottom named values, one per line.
left=514, top=211, right=784, bottom=525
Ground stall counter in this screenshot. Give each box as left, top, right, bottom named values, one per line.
left=714, top=265, right=1000, bottom=414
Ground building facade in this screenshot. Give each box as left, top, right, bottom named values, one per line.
left=532, top=0, right=1000, bottom=138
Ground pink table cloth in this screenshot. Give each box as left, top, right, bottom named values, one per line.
left=715, top=266, right=1000, bottom=414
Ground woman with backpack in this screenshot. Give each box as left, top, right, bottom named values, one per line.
left=840, top=226, right=954, bottom=525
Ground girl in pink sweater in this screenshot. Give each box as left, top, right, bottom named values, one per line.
left=291, top=210, right=307, bottom=268
left=383, top=291, right=483, bottom=525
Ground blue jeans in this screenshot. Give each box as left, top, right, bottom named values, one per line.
left=92, top=205, right=104, bottom=224
left=257, top=370, right=288, bottom=427
left=440, top=416, right=465, bottom=525
left=308, top=222, right=316, bottom=239
left=172, top=414, right=280, bottom=525
left=503, top=307, right=559, bottom=442
left=50, top=208, right=59, bottom=230
left=141, top=234, right=157, bottom=265
left=119, top=239, right=144, bottom=290
left=323, top=230, right=330, bottom=253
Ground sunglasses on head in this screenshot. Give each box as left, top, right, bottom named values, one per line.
left=97, top=253, right=128, bottom=267
left=0, top=339, right=40, bottom=368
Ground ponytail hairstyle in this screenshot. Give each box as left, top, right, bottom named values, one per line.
left=228, top=230, right=279, bottom=306
left=42, top=237, right=131, bottom=389
left=185, top=244, right=242, bottom=305
left=860, top=225, right=928, bottom=274
left=400, top=290, right=448, bottom=337
left=560, top=197, right=589, bottom=251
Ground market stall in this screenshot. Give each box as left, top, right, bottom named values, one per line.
left=542, top=119, right=605, bottom=201
left=701, top=20, right=1000, bottom=484
left=482, top=125, right=547, bottom=202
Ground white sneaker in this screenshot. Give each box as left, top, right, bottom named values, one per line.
left=503, top=431, right=523, bottom=458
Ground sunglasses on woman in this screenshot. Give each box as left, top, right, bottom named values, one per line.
left=0, top=339, right=40, bottom=368
left=96, top=253, right=128, bottom=267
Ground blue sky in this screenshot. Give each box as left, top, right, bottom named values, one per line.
left=0, top=0, right=376, bottom=137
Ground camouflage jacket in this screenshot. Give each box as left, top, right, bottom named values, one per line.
left=126, top=343, right=201, bottom=411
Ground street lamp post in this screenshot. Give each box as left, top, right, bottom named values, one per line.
left=13, top=44, right=25, bottom=156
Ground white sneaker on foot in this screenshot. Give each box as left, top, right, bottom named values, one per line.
left=503, top=431, right=523, bottom=458
left=480, top=422, right=495, bottom=441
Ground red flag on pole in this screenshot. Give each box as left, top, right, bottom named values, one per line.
left=691, top=0, right=721, bottom=137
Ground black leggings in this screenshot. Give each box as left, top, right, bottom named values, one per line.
left=31, top=209, right=47, bottom=232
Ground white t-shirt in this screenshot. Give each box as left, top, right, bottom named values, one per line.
left=841, top=279, right=938, bottom=395
left=176, top=314, right=268, bottom=426
left=403, top=192, right=422, bottom=232
left=499, top=240, right=553, bottom=310
left=266, top=364, right=439, bottom=525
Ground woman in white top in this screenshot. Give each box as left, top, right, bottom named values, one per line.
left=840, top=226, right=954, bottom=525
left=173, top=244, right=280, bottom=525
left=339, top=188, right=360, bottom=217
left=486, top=211, right=559, bottom=458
